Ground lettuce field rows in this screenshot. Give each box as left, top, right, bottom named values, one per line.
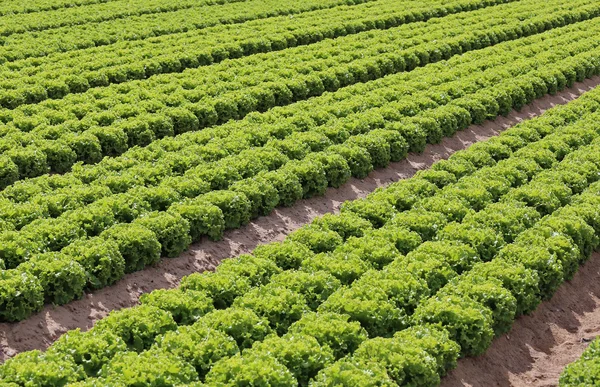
left=0, top=0, right=600, bottom=386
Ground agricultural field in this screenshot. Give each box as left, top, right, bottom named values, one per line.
left=0, top=0, right=599, bottom=385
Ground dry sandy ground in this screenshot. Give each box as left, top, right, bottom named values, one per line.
left=441, top=252, right=600, bottom=387
left=1, top=76, right=599, bottom=362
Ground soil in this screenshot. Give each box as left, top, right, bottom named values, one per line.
left=1, top=76, right=599, bottom=362
left=441, top=252, right=600, bottom=387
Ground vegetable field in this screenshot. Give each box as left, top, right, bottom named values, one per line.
left=0, top=0, right=599, bottom=385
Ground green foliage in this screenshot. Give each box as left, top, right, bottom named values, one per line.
left=0, top=231, right=44, bottom=269
left=415, top=169, right=458, bottom=188
left=48, top=329, right=128, bottom=377
left=97, top=348, right=199, bottom=386
left=353, top=337, right=440, bottom=386
left=0, top=350, right=85, bottom=386
left=259, top=169, right=304, bottom=207
left=306, top=152, right=352, bottom=188
left=439, top=276, right=517, bottom=336
left=0, top=269, right=44, bottom=322
left=21, top=252, right=86, bottom=305
left=197, top=308, right=273, bottom=350
left=253, top=240, right=315, bottom=270
left=498, top=244, right=563, bottom=299
left=21, top=217, right=86, bottom=251
left=340, top=198, right=395, bottom=228
left=413, top=294, right=494, bottom=357
left=386, top=253, right=456, bottom=294
left=438, top=222, right=505, bottom=262
left=288, top=312, right=368, bottom=359
left=134, top=211, right=192, bottom=258
left=0, top=201, right=48, bottom=230
left=328, top=144, right=373, bottom=178
left=61, top=237, right=125, bottom=289
left=246, top=334, right=335, bottom=385
left=389, top=209, right=448, bottom=241
left=310, top=358, right=395, bottom=387
left=92, top=305, right=177, bottom=352
left=560, top=339, right=600, bottom=386
left=335, top=234, right=401, bottom=269
left=168, top=198, right=225, bottom=242
left=394, top=324, right=461, bottom=376
left=463, top=200, right=541, bottom=243
left=180, top=271, right=251, bottom=309
left=539, top=213, right=598, bottom=260
left=468, top=260, right=541, bottom=316
left=101, top=223, right=161, bottom=273
left=233, top=284, right=309, bottom=335
left=353, top=268, right=430, bottom=313
left=270, top=270, right=342, bottom=310
left=347, top=133, right=391, bottom=168
left=417, top=194, right=473, bottom=222
left=289, top=224, right=344, bottom=254
left=319, top=285, right=408, bottom=338
left=230, top=177, right=280, bottom=218
left=155, top=324, right=239, bottom=379
left=312, top=213, right=373, bottom=241
left=301, top=251, right=371, bottom=285
left=432, top=158, right=477, bottom=180
left=410, top=241, right=480, bottom=274
left=373, top=226, right=423, bottom=255
left=201, top=190, right=252, bottom=230
left=205, top=353, right=297, bottom=386
left=0, top=155, right=19, bottom=189
left=140, top=289, right=214, bottom=325
left=369, top=179, right=438, bottom=211
left=283, top=158, right=328, bottom=198
left=516, top=228, right=580, bottom=281
left=216, top=254, right=282, bottom=287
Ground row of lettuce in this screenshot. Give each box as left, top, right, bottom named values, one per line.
left=560, top=339, right=600, bottom=385
left=0, top=0, right=120, bottom=17
left=0, top=0, right=376, bottom=61
left=0, top=0, right=520, bottom=109
left=1, top=3, right=598, bottom=185
left=0, top=0, right=536, bottom=110
left=1, top=0, right=592, bottom=138
left=1, top=20, right=600, bottom=320
left=0, top=0, right=245, bottom=36
left=2, top=80, right=600, bottom=386
left=0, top=12, right=598, bottom=188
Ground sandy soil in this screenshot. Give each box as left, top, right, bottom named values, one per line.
left=1, top=76, right=599, bottom=362
left=441, top=252, right=600, bottom=387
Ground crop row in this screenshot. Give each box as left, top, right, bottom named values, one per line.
left=0, top=0, right=121, bottom=18
left=0, top=0, right=377, bottom=62
left=0, top=20, right=596, bottom=319
left=0, top=21, right=598, bottom=317
left=560, top=338, right=600, bottom=385
left=1, top=11, right=598, bottom=188
left=0, top=0, right=538, bottom=121
left=1, top=84, right=598, bottom=385
left=304, top=145, right=600, bottom=386
left=1, top=0, right=591, bottom=127
left=0, top=0, right=520, bottom=108
left=0, top=21, right=595, bottom=222
left=0, top=0, right=248, bottom=36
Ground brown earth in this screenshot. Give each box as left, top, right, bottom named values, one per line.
left=441, top=252, right=600, bottom=387
left=1, top=76, right=599, bottom=362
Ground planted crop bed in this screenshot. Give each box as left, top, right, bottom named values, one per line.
left=2, top=12, right=600, bottom=322
left=1, top=0, right=600, bottom=385
left=2, top=61, right=600, bottom=386
left=3, top=0, right=597, bottom=177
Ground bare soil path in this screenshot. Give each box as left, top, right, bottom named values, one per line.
left=441, top=252, right=600, bottom=387
left=1, top=76, right=599, bottom=362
